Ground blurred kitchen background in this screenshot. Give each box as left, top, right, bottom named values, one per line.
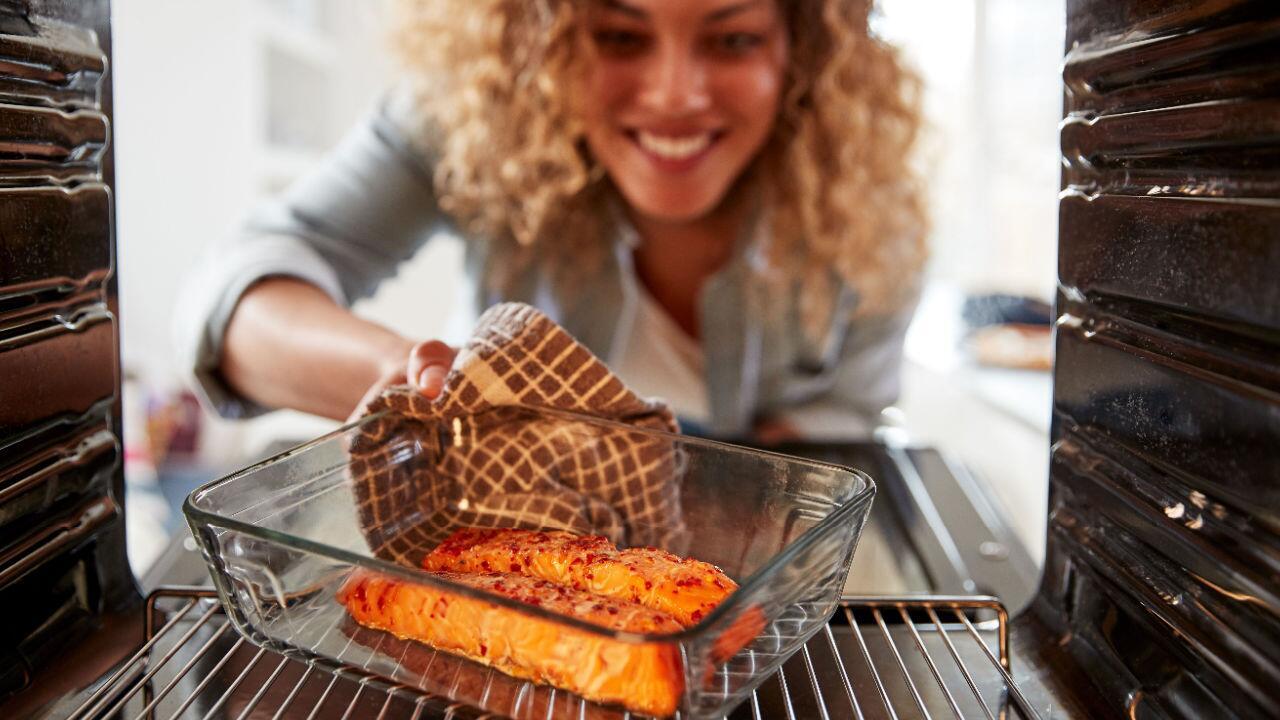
left=112, top=0, right=1065, bottom=582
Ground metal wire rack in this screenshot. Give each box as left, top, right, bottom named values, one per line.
left=66, top=588, right=1042, bottom=720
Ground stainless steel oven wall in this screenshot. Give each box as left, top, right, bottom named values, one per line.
left=1040, top=0, right=1280, bottom=717
left=0, top=0, right=136, bottom=701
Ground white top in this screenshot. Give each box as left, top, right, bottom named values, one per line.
left=613, top=285, right=711, bottom=425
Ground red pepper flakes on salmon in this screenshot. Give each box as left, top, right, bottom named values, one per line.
left=337, top=568, right=683, bottom=717
left=424, top=528, right=738, bottom=630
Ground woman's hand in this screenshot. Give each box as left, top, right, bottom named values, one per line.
left=349, top=340, right=458, bottom=422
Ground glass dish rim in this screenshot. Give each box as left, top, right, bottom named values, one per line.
left=184, top=405, right=876, bottom=644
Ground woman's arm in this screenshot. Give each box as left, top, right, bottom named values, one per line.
left=176, top=91, right=452, bottom=418
left=218, top=278, right=454, bottom=420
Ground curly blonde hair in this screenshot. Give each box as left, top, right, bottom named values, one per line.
left=394, top=0, right=926, bottom=326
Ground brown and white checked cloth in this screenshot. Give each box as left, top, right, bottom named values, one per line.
left=348, top=302, right=688, bottom=568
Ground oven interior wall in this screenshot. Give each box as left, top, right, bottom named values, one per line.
left=0, top=0, right=137, bottom=702
left=1038, top=1, right=1280, bottom=717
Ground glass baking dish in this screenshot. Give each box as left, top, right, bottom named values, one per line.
left=185, top=406, right=875, bottom=719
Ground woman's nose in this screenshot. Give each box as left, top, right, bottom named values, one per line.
left=638, top=45, right=710, bottom=114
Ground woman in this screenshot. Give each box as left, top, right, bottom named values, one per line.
left=178, top=0, right=925, bottom=439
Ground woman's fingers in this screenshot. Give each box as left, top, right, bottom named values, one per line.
left=346, top=339, right=456, bottom=423
left=406, top=339, right=458, bottom=399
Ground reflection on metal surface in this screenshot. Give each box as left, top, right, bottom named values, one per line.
left=1057, top=194, right=1280, bottom=330
left=0, top=309, right=115, bottom=435
left=1060, top=98, right=1280, bottom=199
left=0, top=424, right=115, bottom=529
left=0, top=494, right=117, bottom=588
left=0, top=184, right=113, bottom=294
left=1062, top=5, right=1280, bottom=115
left=0, top=102, right=107, bottom=185
left=0, top=11, right=105, bottom=108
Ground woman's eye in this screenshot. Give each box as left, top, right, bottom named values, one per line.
left=711, top=32, right=764, bottom=54
left=592, top=29, right=648, bottom=54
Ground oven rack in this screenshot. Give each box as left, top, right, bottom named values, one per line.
left=65, top=588, right=1042, bottom=720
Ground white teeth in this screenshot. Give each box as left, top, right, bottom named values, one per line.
left=635, top=131, right=713, bottom=160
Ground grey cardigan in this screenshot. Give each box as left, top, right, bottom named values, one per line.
left=175, top=95, right=916, bottom=437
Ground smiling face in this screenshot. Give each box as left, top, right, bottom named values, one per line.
left=577, top=0, right=788, bottom=224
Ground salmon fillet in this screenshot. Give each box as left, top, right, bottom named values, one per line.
left=422, top=528, right=736, bottom=627
left=337, top=568, right=684, bottom=717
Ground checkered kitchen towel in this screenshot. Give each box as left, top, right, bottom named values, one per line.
left=348, top=303, right=688, bottom=567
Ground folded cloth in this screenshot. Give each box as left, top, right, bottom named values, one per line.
left=348, top=302, right=688, bottom=567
